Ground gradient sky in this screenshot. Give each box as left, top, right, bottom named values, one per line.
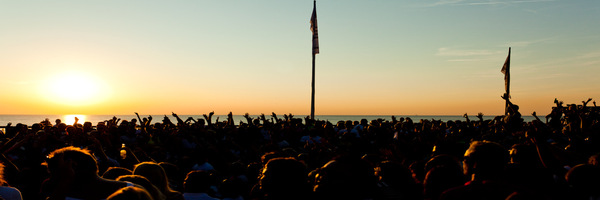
left=1, top=0, right=599, bottom=116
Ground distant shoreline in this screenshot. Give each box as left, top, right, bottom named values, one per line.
left=0, top=114, right=537, bottom=127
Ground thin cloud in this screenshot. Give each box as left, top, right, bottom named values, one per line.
left=425, top=0, right=554, bottom=7
left=579, top=51, right=600, bottom=59
left=428, top=0, right=465, bottom=7
left=504, top=37, right=556, bottom=47
left=436, top=47, right=500, bottom=57
left=447, top=58, right=489, bottom=62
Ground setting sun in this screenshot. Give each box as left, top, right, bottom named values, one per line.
left=40, top=71, right=110, bottom=106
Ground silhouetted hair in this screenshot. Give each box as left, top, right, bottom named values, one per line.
left=314, top=156, right=377, bottom=200
left=107, top=186, right=153, bottom=200
left=133, top=162, right=175, bottom=194
left=260, top=157, right=309, bottom=199
left=46, top=146, right=99, bottom=177
left=463, top=141, right=508, bottom=178
left=117, top=175, right=166, bottom=200
left=183, top=170, right=212, bottom=193
left=103, top=167, right=133, bottom=180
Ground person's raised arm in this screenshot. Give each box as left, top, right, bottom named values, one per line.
left=203, top=111, right=214, bottom=128
left=463, top=113, right=471, bottom=123
left=227, top=112, right=234, bottom=126
left=147, top=115, right=153, bottom=126
left=532, top=111, right=542, bottom=122
left=111, top=116, right=121, bottom=125
left=260, top=113, right=269, bottom=125
left=476, top=112, right=484, bottom=122
left=172, top=112, right=185, bottom=126
left=527, top=123, right=561, bottom=175
left=243, top=113, right=253, bottom=125
left=582, top=98, right=592, bottom=108
left=272, top=112, right=280, bottom=123
left=135, top=112, right=143, bottom=126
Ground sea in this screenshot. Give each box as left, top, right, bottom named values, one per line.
left=0, top=114, right=537, bottom=129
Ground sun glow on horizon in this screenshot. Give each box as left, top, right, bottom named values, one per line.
left=39, top=71, right=111, bottom=107
left=63, top=114, right=87, bottom=125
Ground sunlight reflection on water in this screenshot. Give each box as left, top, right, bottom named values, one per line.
left=63, top=114, right=87, bottom=125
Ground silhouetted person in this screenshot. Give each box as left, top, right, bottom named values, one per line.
left=439, top=141, right=514, bottom=200
left=313, top=156, right=377, bottom=200
left=42, top=146, right=132, bottom=200
left=0, top=162, right=22, bottom=200
left=117, top=175, right=167, bottom=200
left=107, top=186, right=153, bottom=200
left=377, top=160, right=421, bottom=200
left=134, top=162, right=184, bottom=200
left=565, top=164, right=600, bottom=200
left=182, top=170, right=220, bottom=200
left=102, top=167, right=133, bottom=180
left=259, top=157, right=310, bottom=200
left=423, top=155, right=464, bottom=200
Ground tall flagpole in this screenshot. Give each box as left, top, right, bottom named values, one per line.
left=310, top=0, right=319, bottom=120
left=311, top=46, right=316, bottom=120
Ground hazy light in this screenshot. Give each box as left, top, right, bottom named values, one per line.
left=39, top=71, right=110, bottom=106
left=63, top=114, right=87, bottom=125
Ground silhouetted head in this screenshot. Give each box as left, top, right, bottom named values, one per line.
left=133, top=162, right=170, bottom=193
left=424, top=166, right=465, bottom=199
left=509, top=143, right=543, bottom=168
left=566, top=164, right=600, bottom=196
left=46, top=146, right=99, bottom=179
left=314, top=156, right=377, bottom=200
left=377, top=160, right=414, bottom=187
left=463, top=141, right=508, bottom=180
left=103, top=167, right=133, bottom=180
left=117, top=175, right=166, bottom=200
left=183, top=170, right=212, bottom=193
left=107, top=186, right=153, bottom=200
left=260, top=157, right=309, bottom=199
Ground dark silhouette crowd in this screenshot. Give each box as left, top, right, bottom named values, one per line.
left=0, top=97, right=599, bottom=200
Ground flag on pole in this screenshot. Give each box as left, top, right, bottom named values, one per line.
left=501, top=47, right=511, bottom=92
left=310, top=1, right=319, bottom=55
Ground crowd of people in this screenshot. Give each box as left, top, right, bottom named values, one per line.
left=0, top=97, right=599, bottom=200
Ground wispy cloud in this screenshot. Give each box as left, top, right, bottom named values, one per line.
left=447, top=58, right=489, bottom=62
left=425, top=0, right=554, bottom=7
left=436, top=47, right=500, bottom=57
left=578, top=51, right=600, bottom=59
left=429, top=0, right=465, bottom=7
left=503, top=37, right=556, bottom=47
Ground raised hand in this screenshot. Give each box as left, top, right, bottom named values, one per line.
left=260, top=113, right=266, bottom=121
